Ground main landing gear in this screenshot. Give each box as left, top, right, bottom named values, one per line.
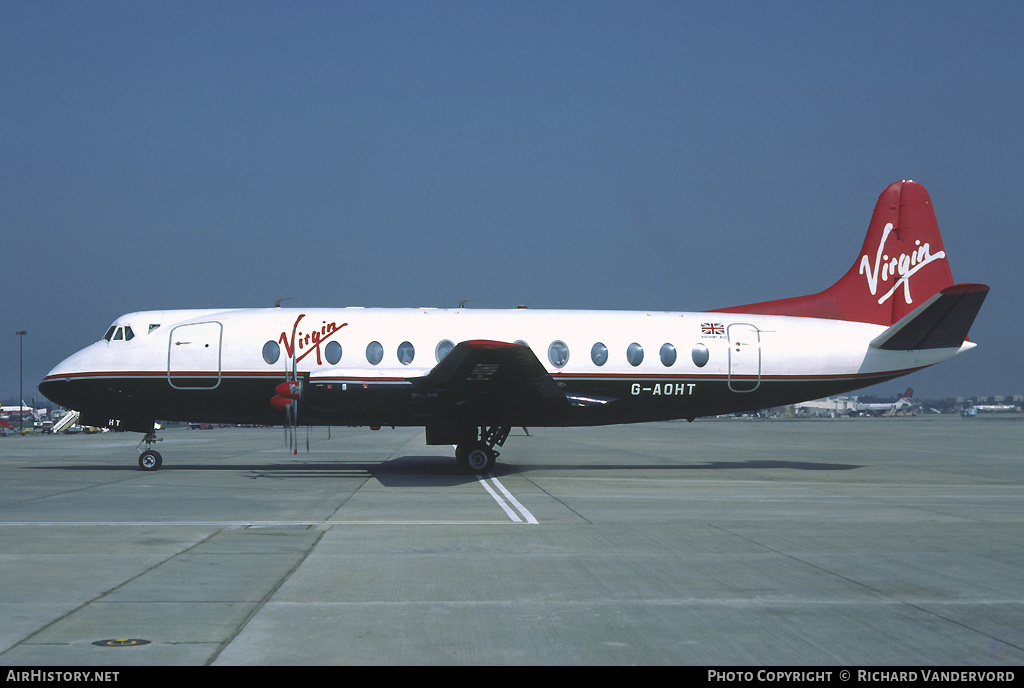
left=455, top=426, right=510, bottom=475
left=137, top=430, right=163, bottom=471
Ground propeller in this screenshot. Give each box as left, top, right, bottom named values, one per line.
left=271, top=379, right=301, bottom=453
left=270, top=318, right=303, bottom=454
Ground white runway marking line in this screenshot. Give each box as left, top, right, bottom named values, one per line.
left=477, top=474, right=538, bottom=524
left=1, top=520, right=521, bottom=527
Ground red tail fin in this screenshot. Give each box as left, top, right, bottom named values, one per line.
left=712, top=181, right=955, bottom=326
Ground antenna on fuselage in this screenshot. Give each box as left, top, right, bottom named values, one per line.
left=458, top=298, right=477, bottom=308
left=274, top=298, right=293, bottom=308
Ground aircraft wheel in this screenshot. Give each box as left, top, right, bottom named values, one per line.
left=460, top=443, right=495, bottom=475
left=139, top=450, right=162, bottom=471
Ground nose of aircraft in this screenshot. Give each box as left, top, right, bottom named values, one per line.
left=38, top=378, right=58, bottom=404
left=38, top=344, right=101, bottom=410
left=39, top=370, right=77, bottom=410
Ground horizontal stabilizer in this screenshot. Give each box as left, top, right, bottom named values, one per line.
left=870, top=283, right=988, bottom=351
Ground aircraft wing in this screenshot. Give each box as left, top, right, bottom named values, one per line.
left=418, top=340, right=568, bottom=405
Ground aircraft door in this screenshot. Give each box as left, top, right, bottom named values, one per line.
left=168, top=322, right=223, bottom=389
left=727, top=323, right=760, bottom=392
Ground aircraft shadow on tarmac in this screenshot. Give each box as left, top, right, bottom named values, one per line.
left=500, top=460, right=863, bottom=474
left=28, top=455, right=482, bottom=488
left=30, top=456, right=862, bottom=488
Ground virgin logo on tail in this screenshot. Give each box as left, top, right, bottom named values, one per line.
left=859, top=223, right=946, bottom=306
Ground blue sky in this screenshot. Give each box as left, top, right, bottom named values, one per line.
left=2, top=1, right=1021, bottom=403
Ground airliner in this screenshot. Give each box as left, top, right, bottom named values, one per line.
left=39, top=181, right=987, bottom=474
left=852, top=388, right=914, bottom=416
left=1, top=402, right=38, bottom=420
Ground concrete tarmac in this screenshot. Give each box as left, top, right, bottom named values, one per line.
left=0, top=415, right=1022, bottom=666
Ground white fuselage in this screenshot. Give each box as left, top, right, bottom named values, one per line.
left=42, top=306, right=969, bottom=433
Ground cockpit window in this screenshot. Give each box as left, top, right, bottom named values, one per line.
left=104, top=325, right=136, bottom=342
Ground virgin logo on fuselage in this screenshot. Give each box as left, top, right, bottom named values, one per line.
left=278, top=314, right=347, bottom=366
left=859, top=222, right=946, bottom=305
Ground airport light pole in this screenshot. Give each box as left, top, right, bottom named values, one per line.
left=16, top=331, right=27, bottom=433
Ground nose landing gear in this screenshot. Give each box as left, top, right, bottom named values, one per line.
left=137, top=429, right=163, bottom=471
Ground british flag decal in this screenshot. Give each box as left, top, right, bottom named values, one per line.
left=701, top=322, right=725, bottom=336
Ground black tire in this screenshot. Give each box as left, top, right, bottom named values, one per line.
left=139, top=450, right=162, bottom=471
left=460, top=442, right=495, bottom=475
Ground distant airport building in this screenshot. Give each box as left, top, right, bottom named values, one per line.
left=957, top=394, right=1022, bottom=416
left=792, top=397, right=857, bottom=416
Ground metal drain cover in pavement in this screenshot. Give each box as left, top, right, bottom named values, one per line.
left=92, top=638, right=151, bottom=647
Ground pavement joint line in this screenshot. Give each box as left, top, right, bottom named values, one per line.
left=0, top=528, right=224, bottom=660
left=207, top=528, right=326, bottom=666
